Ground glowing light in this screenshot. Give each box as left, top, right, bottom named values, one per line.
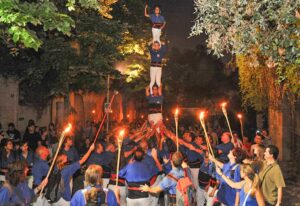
left=119, top=129, right=125, bottom=138
left=237, top=114, right=242, bottom=119
left=174, top=108, right=179, bottom=118
left=199, top=111, right=205, bottom=120
left=92, top=110, right=96, bottom=114
left=63, top=123, right=72, bottom=133
left=127, top=114, right=130, bottom=118
left=221, top=102, right=227, bottom=108
left=166, top=118, right=169, bottom=121
left=141, top=115, right=144, bottom=119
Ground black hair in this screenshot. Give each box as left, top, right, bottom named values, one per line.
left=8, top=123, right=15, bottom=128
left=134, top=147, right=145, bottom=162
left=267, top=145, right=279, bottom=160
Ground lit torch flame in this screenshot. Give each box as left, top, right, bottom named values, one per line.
left=175, top=108, right=179, bottom=117
left=63, top=123, right=72, bottom=134
left=221, top=102, right=227, bottom=108
left=237, top=114, right=242, bottom=119
left=92, top=110, right=96, bottom=114
left=199, top=111, right=205, bottom=121
left=118, top=129, right=125, bottom=144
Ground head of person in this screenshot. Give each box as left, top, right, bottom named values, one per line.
left=153, top=5, right=161, bottom=15
left=6, top=161, right=29, bottom=186
left=134, top=147, right=145, bottom=162
left=64, top=136, right=74, bottom=147
left=95, top=142, right=104, bottom=154
left=3, top=139, right=13, bottom=152
left=233, top=132, right=239, bottom=140
left=27, top=122, right=35, bottom=133
left=254, top=134, right=263, bottom=144
left=84, top=165, right=104, bottom=204
left=183, top=132, right=193, bottom=143
left=152, top=85, right=159, bottom=96
left=36, top=146, right=50, bottom=160
left=152, top=41, right=161, bottom=51
left=228, top=147, right=247, bottom=164
left=242, top=136, right=250, bottom=143
left=240, top=164, right=259, bottom=197
left=20, top=141, right=29, bottom=153
left=171, top=152, right=183, bottom=168
left=264, top=145, right=279, bottom=161
left=139, top=140, right=149, bottom=153
left=254, top=144, right=265, bottom=160
left=56, top=153, right=68, bottom=170
left=49, top=122, right=55, bottom=130
left=221, top=132, right=231, bottom=143
left=8, top=123, right=15, bottom=131
left=195, top=135, right=204, bottom=146
left=165, top=137, right=176, bottom=153
left=262, top=129, right=268, bottom=137
left=84, top=164, right=103, bottom=187
left=106, top=143, right=116, bottom=153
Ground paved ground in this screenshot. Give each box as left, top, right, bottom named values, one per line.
left=283, top=180, right=300, bottom=206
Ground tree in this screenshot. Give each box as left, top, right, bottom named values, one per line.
left=191, top=0, right=300, bottom=111
left=0, top=0, right=117, bottom=51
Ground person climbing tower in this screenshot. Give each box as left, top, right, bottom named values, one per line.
left=145, top=4, right=166, bottom=43
left=145, top=84, right=163, bottom=126
left=148, top=41, right=167, bottom=95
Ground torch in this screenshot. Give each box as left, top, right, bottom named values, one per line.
left=116, top=129, right=125, bottom=186
left=174, top=107, right=179, bottom=151
left=40, top=123, right=72, bottom=194
left=199, top=112, right=214, bottom=158
left=237, top=113, right=244, bottom=138
left=221, top=102, right=234, bottom=140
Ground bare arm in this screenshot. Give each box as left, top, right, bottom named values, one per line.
left=145, top=86, right=150, bottom=96
left=158, top=85, right=162, bottom=96
left=140, top=184, right=163, bottom=194
left=209, top=155, right=224, bottom=169
left=256, top=188, right=266, bottom=206
left=144, top=4, right=150, bottom=17
left=276, top=187, right=283, bottom=206
left=235, top=192, right=240, bottom=206
left=216, top=167, right=245, bottom=189
left=79, top=143, right=95, bottom=165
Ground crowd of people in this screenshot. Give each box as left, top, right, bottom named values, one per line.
left=0, top=115, right=286, bottom=206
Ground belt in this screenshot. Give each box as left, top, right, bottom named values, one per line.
left=168, top=194, right=176, bottom=204
left=151, top=62, right=162, bottom=67
left=127, top=182, right=149, bottom=199
left=109, top=174, right=126, bottom=186
left=102, top=171, right=111, bottom=178
left=152, top=23, right=163, bottom=29
left=188, top=160, right=201, bottom=168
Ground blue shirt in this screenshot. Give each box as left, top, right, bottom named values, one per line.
left=87, top=151, right=114, bottom=167
left=71, top=185, right=118, bottom=206
left=216, top=142, right=234, bottom=162
left=0, top=152, right=16, bottom=168
left=149, top=14, right=166, bottom=24
left=149, top=45, right=167, bottom=63
left=239, top=185, right=258, bottom=206
left=32, top=158, right=49, bottom=185
left=17, top=151, right=35, bottom=167
left=217, top=162, right=241, bottom=205
left=119, top=160, right=157, bottom=183
left=62, top=147, right=80, bottom=163
left=159, top=168, right=184, bottom=195
left=61, top=161, right=81, bottom=201
left=0, top=181, right=34, bottom=205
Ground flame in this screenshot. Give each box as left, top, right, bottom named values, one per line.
left=199, top=111, right=205, bottom=120
left=119, top=129, right=125, bottom=137
left=237, top=114, right=242, bottom=119
left=175, top=108, right=179, bottom=116
left=64, top=123, right=72, bottom=133
left=221, top=102, right=227, bottom=108
left=92, top=110, right=96, bottom=114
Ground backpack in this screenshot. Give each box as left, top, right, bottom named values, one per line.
left=167, top=168, right=196, bottom=206
left=45, top=170, right=65, bottom=203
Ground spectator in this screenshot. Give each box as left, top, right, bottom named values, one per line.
left=23, top=121, right=41, bottom=152
left=6, top=123, right=21, bottom=141
left=216, top=132, right=234, bottom=162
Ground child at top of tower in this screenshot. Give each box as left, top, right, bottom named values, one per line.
left=145, top=4, right=166, bottom=43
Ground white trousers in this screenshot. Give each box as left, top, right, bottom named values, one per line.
left=127, top=197, right=150, bottom=206
left=149, top=175, right=163, bottom=206
left=148, top=113, right=163, bottom=125
left=152, top=28, right=161, bottom=43
left=191, top=168, right=204, bottom=206
left=52, top=197, right=70, bottom=206
left=197, top=187, right=207, bottom=206
left=149, top=66, right=162, bottom=95
left=206, top=186, right=218, bottom=206
left=102, top=178, right=110, bottom=188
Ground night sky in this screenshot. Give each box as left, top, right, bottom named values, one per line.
left=148, top=0, right=206, bottom=50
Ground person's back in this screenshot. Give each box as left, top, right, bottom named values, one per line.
left=239, top=185, right=258, bottom=206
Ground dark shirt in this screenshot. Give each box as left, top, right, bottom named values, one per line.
left=23, top=132, right=41, bottom=152
left=6, top=129, right=21, bottom=140
left=146, top=95, right=163, bottom=114
left=149, top=45, right=167, bottom=63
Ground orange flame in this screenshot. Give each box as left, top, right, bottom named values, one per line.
left=92, top=110, right=96, bottom=114
left=175, top=108, right=179, bottom=116
left=237, top=114, right=242, bottom=119
left=199, top=111, right=205, bottom=120
left=119, top=129, right=125, bottom=137
left=63, top=123, right=72, bottom=133
left=221, top=102, right=227, bottom=108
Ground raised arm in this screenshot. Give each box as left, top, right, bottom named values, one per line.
left=144, top=4, right=150, bottom=17
left=79, top=143, right=95, bottom=165
left=216, top=167, right=244, bottom=189
left=209, top=155, right=224, bottom=169
left=145, top=86, right=150, bottom=97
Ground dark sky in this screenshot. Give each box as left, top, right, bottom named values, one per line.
left=148, top=0, right=206, bottom=50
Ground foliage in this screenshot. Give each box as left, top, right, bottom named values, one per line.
left=191, top=0, right=300, bottom=110
left=0, top=0, right=117, bottom=51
